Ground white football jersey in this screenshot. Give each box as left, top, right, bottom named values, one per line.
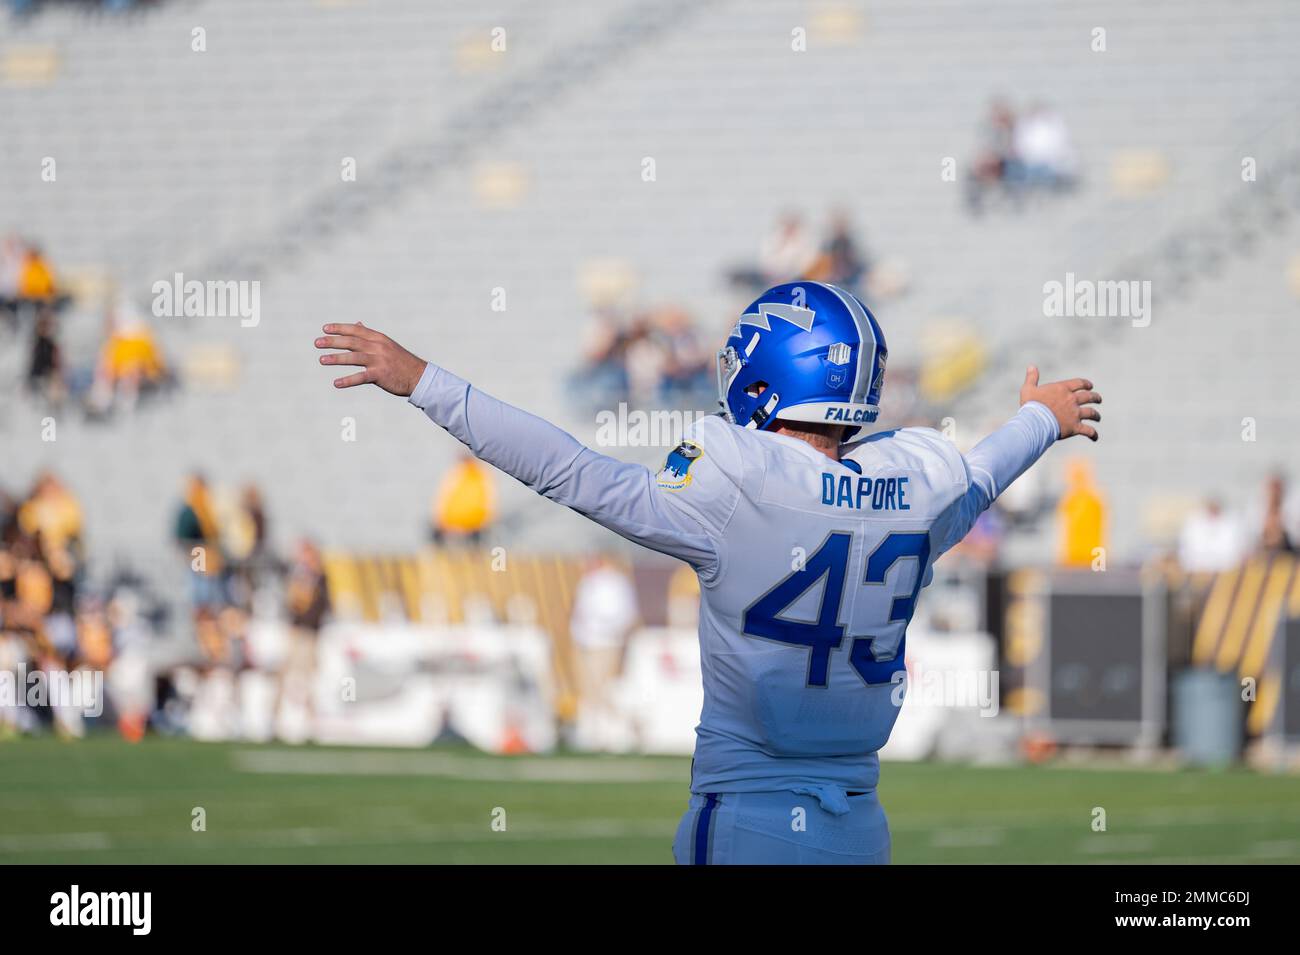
left=410, top=364, right=1058, bottom=798
left=654, top=415, right=980, bottom=794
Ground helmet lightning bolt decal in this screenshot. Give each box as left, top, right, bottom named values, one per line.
left=739, top=302, right=815, bottom=332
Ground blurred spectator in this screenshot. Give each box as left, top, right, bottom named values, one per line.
left=231, top=483, right=269, bottom=562
left=0, top=475, right=160, bottom=741
left=175, top=474, right=225, bottom=616
left=0, top=236, right=71, bottom=320
left=622, top=314, right=667, bottom=406
left=432, top=453, right=497, bottom=546
left=1178, top=498, right=1247, bottom=572
left=194, top=605, right=244, bottom=669
left=275, top=539, right=330, bottom=737
left=14, top=540, right=72, bottom=735
left=0, top=520, right=87, bottom=736
left=225, top=483, right=272, bottom=610
left=654, top=306, right=712, bottom=405
left=1256, top=472, right=1298, bottom=554
left=759, top=212, right=817, bottom=285
left=569, top=305, right=715, bottom=412
left=17, top=473, right=83, bottom=561
left=0, top=234, right=22, bottom=319
left=244, top=480, right=269, bottom=556
left=812, top=210, right=870, bottom=294
left=0, top=486, right=17, bottom=540
left=967, top=99, right=1078, bottom=214
left=88, top=302, right=168, bottom=416
left=102, top=589, right=154, bottom=741
left=1056, top=458, right=1107, bottom=568
left=728, top=212, right=817, bottom=292
left=17, top=244, right=56, bottom=302
left=570, top=555, right=639, bottom=750
left=1014, top=103, right=1079, bottom=190
left=27, top=306, right=65, bottom=404
left=8, top=538, right=52, bottom=645
left=966, top=99, right=1017, bottom=214
left=75, top=600, right=114, bottom=674
left=43, top=547, right=78, bottom=662
left=569, top=308, right=631, bottom=409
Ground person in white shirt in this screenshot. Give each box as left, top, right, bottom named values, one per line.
left=759, top=213, right=817, bottom=285
left=1014, top=103, right=1079, bottom=188
left=1178, top=498, right=1247, bottom=572
left=569, top=556, right=640, bottom=748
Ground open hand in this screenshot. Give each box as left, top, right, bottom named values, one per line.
left=1019, top=365, right=1102, bottom=442
left=315, top=322, right=428, bottom=397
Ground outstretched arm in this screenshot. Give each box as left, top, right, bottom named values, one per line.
left=314, top=323, right=720, bottom=573
left=939, top=365, right=1102, bottom=554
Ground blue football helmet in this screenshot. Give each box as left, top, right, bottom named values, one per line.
left=716, top=282, right=887, bottom=442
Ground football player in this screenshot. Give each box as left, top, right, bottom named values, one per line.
left=314, top=281, right=1100, bottom=864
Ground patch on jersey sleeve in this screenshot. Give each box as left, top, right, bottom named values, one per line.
left=657, top=440, right=704, bottom=491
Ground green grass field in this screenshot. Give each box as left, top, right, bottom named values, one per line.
left=3, top=736, right=1299, bottom=863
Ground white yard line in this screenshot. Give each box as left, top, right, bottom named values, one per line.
left=1076, top=835, right=1158, bottom=854
left=230, top=748, right=687, bottom=783
left=889, top=804, right=1300, bottom=831
left=0, top=819, right=675, bottom=854
left=929, top=828, right=1007, bottom=849
left=0, top=831, right=113, bottom=852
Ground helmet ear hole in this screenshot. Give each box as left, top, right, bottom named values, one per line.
left=745, top=380, right=769, bottom=398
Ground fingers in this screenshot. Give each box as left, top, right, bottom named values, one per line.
left=317, top=324, right=388, bottom=390
left=1023, top=365, right=1040, bottom=389
left=1075, top=423, right=1099, bottom=442
left=1074, top=390, right=1102, bottom=405
left=314, top=334, right=371, bottom=352
left=1060, top=377, right=1094, bottom=392
left=1079, top=406, right=1101, bottom=422
left=333, top=370, right=374, bottom=389
left=322, top=322, right=384, bottom=343
left=319, top=351, right=372, bottom=367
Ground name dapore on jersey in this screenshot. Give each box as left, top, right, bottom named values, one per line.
left=821, top=472, right=911, bottom=511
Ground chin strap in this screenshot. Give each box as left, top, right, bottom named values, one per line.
left=747, top=392, right=780, bottom=430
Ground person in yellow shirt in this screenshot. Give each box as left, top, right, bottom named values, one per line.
left=1057, top=457, right=1107, bottom=567
left=432, top=453, right=497, bottom=546
left=91, top=307, right=168, bottom=414
left=103, top=318, right=165, bottom=384
left=17, top=246, right=56, bottom=301
left=17, top=473, right=83, bottom=561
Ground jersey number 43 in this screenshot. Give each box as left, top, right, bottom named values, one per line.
left=742, top=531, right=929, bottom=688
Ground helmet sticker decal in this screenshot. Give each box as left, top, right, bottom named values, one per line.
left=739, top=301, right=815, bottom=332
